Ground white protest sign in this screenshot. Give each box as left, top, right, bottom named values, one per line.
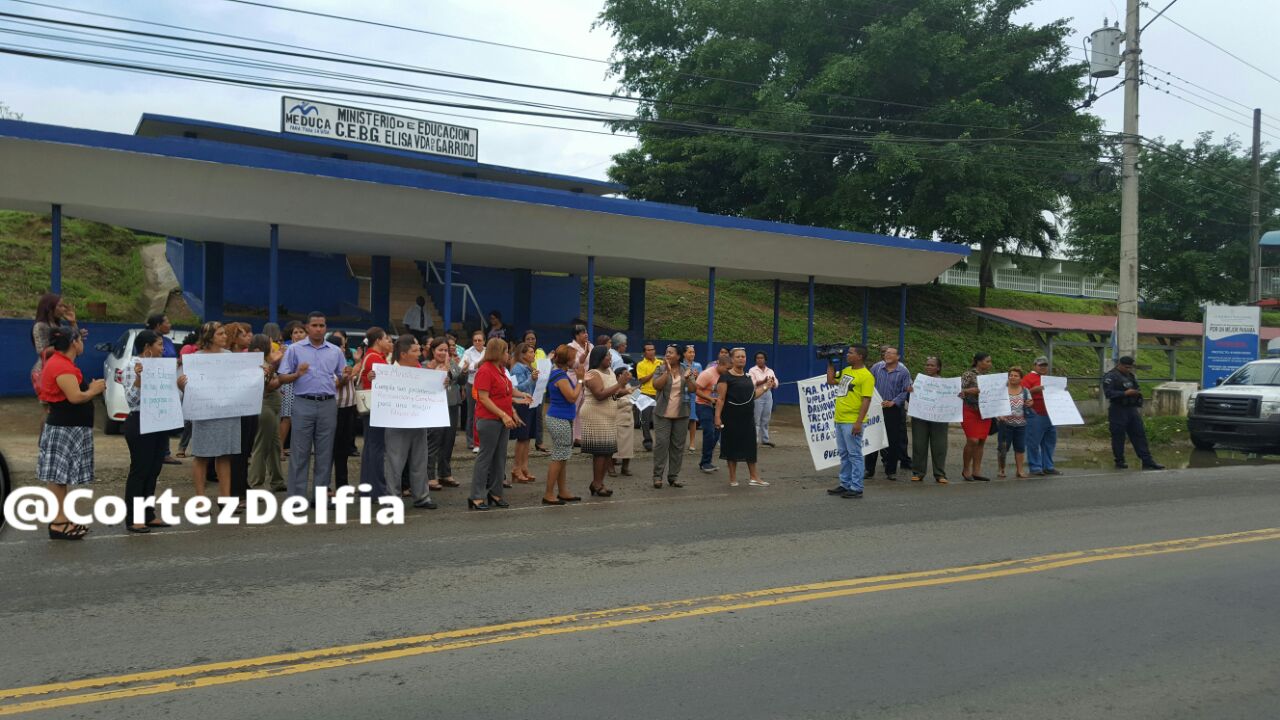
left=181, top=352, right=264, bottom=421
left=862, top=390, right=889, bottom=456
left=798, top=376, right=840, bottom=470
left=798, top=375, right=889, bottom=471
left=631, top=390, right=656, bottom=413
left=370, top=365, right=450, bottom=429
left=977, top=373, right=1012, bottom=419
left=529, top=358, right=552, bottom=409
left=1042, top=375, right=1068, bottom=392
left=139, top=358, right=183, bottom=434
left=907, top=374, right=962, bottom=423
left=1041, top=378, right=1084, bottom=426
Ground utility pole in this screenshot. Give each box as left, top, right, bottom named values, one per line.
left=1116, top=0, right=1141, bottom=362
left=1248, top=108, right=1262, bottom=303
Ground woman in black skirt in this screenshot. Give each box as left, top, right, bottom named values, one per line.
left=714, top=348, right=771, bottom=488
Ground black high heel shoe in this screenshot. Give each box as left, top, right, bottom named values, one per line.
left=589, top=485, right=613, bottom=497
left=467, top=499, right=491, bottom=511
left=487, top=494, right=510, bottom=508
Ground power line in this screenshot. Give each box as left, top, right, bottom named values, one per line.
left=1160, top=13, right=1280, bottom=88
left=1142, top=71, right=1280, bottom=143
left=0, top=7, right=1120, bottom=144
left=1142, top=61, right=1280, bottom=134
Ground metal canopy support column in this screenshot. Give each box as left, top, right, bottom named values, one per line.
left=628, top=278, right=646, bottom=346
left=706, top=267, right=717, bottom=364
left=371, top=255, right=390, bottom=328
left=50, top=203, right=62, bottom=295
left=442, top=242, right=453, bottom=334
left=861, top=287, right=869, bottom=346
left=807, top=275, right=815, bottom=378
left=771, top=279, right=781, bottom=365
left=203, top=241, right=224, bottom=321
left=586, top=255, right=596, bottom=341
left=268, top=223, right=279, bottom=325
left=898, top=284, right=907, bottom=357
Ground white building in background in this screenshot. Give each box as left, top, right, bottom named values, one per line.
left=939, top=253, right=1120, bottom=300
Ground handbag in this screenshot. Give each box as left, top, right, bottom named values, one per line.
left=354, top=353, right=374, bottom=416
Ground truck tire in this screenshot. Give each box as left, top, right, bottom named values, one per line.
left=1190, top=435, right=1215, bottom=451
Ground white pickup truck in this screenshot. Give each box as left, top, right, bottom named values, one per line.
left=1187, top=359, right=1280, bottom=452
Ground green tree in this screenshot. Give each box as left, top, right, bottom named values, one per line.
left=0, top=101, right=21, bottom=120
left=1068, top=134, right=1280, bottom=319
left=597, top=0, right=1102, bottom=305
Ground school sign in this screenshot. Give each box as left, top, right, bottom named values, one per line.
left=281, top=97, right=478, bottom=161
left=1201, top=305, right=1261, bottom=387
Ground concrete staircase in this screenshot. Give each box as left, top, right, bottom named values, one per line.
left=346, top=256, right=446, bottom=334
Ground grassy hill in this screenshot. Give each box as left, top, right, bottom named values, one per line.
left=0, top=210, right=168, bottom=322
left=588, top=277, right=1279, bottom=397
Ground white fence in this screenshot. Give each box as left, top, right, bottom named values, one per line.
left=940, top=266, right=1119, bottom=300
left=1263, top=267, right=1280, bottom=299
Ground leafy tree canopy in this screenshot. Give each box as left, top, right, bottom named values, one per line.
left=597, top=0, right=1104, bottom=305
left=1068, top=133, right=1280, bottom=318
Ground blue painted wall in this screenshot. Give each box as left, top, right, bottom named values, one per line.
left=428, top=264, right=581, bottom=334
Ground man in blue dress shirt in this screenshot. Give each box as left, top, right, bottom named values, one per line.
left=278, top=312, right=349, bottom=501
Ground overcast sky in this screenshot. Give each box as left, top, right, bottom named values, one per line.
left=2, top=0, right=1278, bottom=182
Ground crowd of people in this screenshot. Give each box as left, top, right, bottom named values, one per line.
left=822, top=344, right=1164, bottom=500
left=27, top=293, right=1166, bottom=539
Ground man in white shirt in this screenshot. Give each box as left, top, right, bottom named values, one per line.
left=402, top=296, right=431, bottom=343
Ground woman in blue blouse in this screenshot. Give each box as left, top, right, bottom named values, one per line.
left=509, top=342, right=538, bottom=484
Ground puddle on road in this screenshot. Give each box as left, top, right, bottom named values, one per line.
left=1056, top=448, right=1280, bottom=471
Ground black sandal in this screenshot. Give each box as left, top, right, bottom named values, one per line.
left=49, top=522, right=88, bottom=540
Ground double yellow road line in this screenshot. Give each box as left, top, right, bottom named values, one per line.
left=3, top=527, right=1278, bottom=716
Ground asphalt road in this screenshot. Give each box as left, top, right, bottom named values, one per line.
left=1, top=442, right=1278, bottom=718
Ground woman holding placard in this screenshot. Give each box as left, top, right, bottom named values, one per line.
left=909, top=356, right=950, bottom=484
left=958, top=352, right=994, bottom=483
left=120, top=329, right=168, bottom=532
left=177, top=322, right=238, bottom=499
left=383, top=335, right=436, bottom=510
left=425, top=338, right=464, bottom=489
left=996, top=367, right=1032, bottom=479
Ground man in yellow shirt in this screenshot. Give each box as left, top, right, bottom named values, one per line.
left=825, top=344, right=874, bottom=499
left=635, top=342, right=662, bottom=451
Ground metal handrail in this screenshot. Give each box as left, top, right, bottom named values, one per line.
left=427, top=261, right=484, bottom=327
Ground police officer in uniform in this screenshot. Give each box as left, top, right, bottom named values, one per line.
left=1102, top=356, right=1165, bottom=470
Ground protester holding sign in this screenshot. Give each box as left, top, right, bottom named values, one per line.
left=908, top=356, right=953, bottom=484
left=119, top=330, right=170, bottom=532
left=958, top=353, right=995, bottom=482
left=178, top=322, right=239, bottom=499
left=380, top=335, right=437, bottom=510
left=995, top=367, right=1032, bottom=479
left=1021, top=357, right=1061, bottom=477
left=825, top=345, right=875, bottom=500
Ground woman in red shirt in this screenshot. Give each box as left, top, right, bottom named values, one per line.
left=37, top=327, right=106, bottom=540
left=358, top=328, right=393, bottom=497
left=469, top=338, right=520, bottom=510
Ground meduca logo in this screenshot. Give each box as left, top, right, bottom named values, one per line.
left=288, top=101, right=318, bottom=116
